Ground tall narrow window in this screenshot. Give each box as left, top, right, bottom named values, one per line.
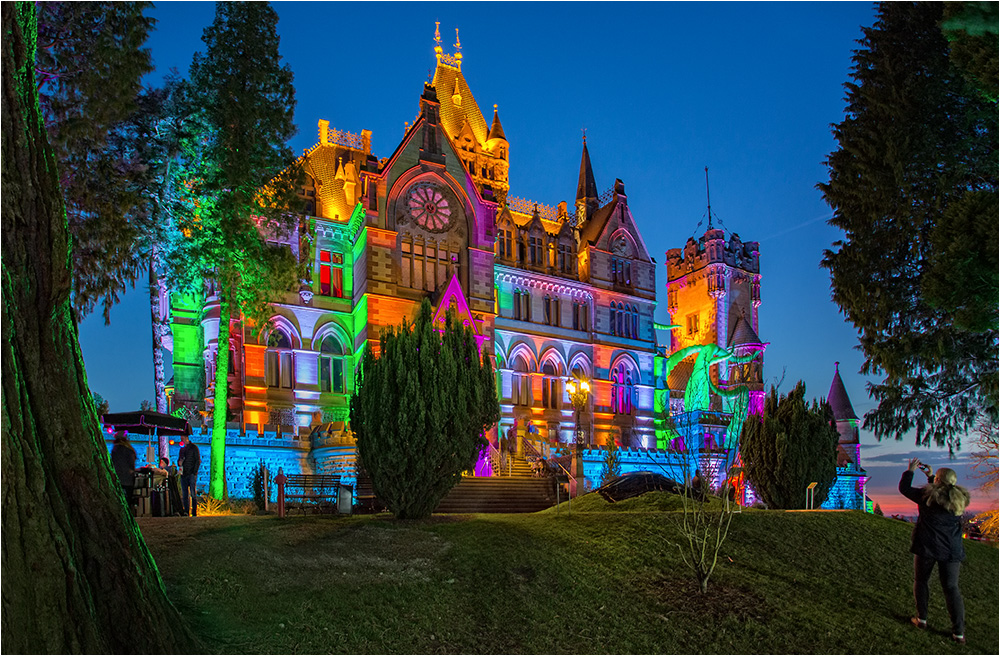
left=610, top=303, right=617, bottom=336
left=319, top=335, right=345, bottom=393
left=541, top=362, right=559, bottom=409
left=612, top=363, right=635, bottom=415
left=617, top=303, right=625, bottom=336
left=543, top=296, right=551, bottom=325
left=319, top=250, right=344, bottom=298
left=266, top=330, right=294, bottom=390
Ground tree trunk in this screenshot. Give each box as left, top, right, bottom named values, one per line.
left=209, top=291, right=231, bottom=499
left=149, top=243, right=169, bottom=460
left=1, top=5, right=198, bottom=652
left=150, top=243, right=167, bottom=414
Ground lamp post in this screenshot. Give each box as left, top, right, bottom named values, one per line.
left=565, top=377, right=590, bottom=495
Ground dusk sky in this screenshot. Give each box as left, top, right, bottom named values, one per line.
left=77, top=1, right=991, bottom=515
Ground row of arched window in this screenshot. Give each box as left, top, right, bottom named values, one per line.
left=507, top=355, right=637, bottom=417
left=213, top=329, right=348, bottom=395
left=610, top=303, right=640, bottom=339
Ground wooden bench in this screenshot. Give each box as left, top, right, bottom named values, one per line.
left=281, top=474, right=341, bottom=514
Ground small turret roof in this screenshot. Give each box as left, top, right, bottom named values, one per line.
left=727, top=314, right=763, bottom=348
left=488, top=105, right=506, bottom=142
left=828, top=362, right=858, bottom=421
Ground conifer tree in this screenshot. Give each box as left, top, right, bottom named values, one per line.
left=351, top=300, right=500, bottom=519
left=168, top=1, right=302, bottom=498
left=819, top=2, right=998, bottom=451
left=2, top=4, right=197, bottom=651
left=740, top=382, right=839, bottom=509
left=600, top=439, right=622, bottom=487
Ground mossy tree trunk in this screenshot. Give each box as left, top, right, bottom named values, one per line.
left=1, top=4, right=198, bottom=652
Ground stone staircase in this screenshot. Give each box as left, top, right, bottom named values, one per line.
left=435, top=454, right=557, bottom=513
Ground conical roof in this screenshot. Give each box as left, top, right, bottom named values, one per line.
left=827, top=362, right=858, bottom=421
left=488, top=105, right=506, bottom=141
left=577, top=137, right=598, bottom=202
left=727, top=314, right=763, bottom=348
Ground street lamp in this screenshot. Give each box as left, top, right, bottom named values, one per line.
left=565, top=377, right=590, bottom=492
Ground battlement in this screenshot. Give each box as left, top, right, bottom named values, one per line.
left=666, top=229, right=759, bottom=280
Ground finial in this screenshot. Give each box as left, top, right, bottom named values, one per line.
left=582, top=127, right=587, bottom=144
left=434, top=22, right=441, bottom=45
left=454, top=28, right=461, bottom=50
left=705, top=165, right=713, bottom=231
left=494, top=103, right=498, bottom=112
left=835, top=361, right=840, bottom=372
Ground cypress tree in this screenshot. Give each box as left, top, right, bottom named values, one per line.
left=740, top=382, right=839, bottom=510
left=351, top=300, right=500, bottom=519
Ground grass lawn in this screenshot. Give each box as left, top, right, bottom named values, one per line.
left=140, top=494, right=998, bottom=654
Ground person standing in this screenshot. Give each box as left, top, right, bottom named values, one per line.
left=178, top=434, right=201, bottom=517
left=899, top=458, right=971, bottom=644
left=110, top=431, right=137, bottom=512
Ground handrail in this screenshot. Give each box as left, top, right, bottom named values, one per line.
left=486, top=442, right=503, bottom=477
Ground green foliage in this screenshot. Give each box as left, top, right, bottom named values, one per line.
left=873, top=502, right=885, bottom=517
left=351, top=299, right=501, bottom=519
left=35, top=2, right=165, bottom=322
left=92, top=392, right=110, bottom=416
left=740, top=382, right=839, bottom=509
left=819, top=2, right=999, bottom=450
left=139, top=400, right=153, bottom=411
left=165, top=1, right=302, bottom=497
left=599, top=441, right=622, bottom=487
left=922, top=190, right=999, bottom=333
left=941, top=1, right=999, bottom=101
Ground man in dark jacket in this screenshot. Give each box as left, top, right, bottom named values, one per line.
left=178, top=434, right=201, bottom=517
left=110, top=431, right=137, bottom=512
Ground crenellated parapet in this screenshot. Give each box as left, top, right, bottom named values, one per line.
left=666, top=229, right=760, bottom=280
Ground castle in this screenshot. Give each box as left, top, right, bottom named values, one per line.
left=155, top=33, right=867, bottom=510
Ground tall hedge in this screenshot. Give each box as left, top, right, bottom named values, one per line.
left=740, top=382, right=839, bottom=509
left=350, top=299, right=500, bottom=519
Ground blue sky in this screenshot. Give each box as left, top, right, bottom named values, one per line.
left=77, top=1, right=991, bottom=513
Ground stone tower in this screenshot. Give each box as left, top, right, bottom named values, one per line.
left=665, top=228, right=763, bottom=390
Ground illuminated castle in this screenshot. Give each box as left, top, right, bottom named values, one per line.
left=161, top=31, right=865, bottom=509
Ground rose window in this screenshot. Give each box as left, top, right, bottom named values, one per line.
left=408, top=185, right=451, bottom=231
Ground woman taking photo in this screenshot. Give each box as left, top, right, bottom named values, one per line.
left=899, top=458, right=971, bottom=644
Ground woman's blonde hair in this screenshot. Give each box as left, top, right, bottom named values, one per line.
left=923, top=468, right=971, bottom=516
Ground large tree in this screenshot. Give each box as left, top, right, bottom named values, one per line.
left=351, top=300, right=501, bottom=520
left=36, top=1, right=155, bottom=322
left=168, top=1, right=301, bottom=498
left=740, top=383, right=839, bottom=510
left=1, top=3, right=197, bottom=651
left=819, top=2, right=999, bottom=451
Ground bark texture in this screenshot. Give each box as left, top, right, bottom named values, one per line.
left=1, top=5, right=198, bottom=652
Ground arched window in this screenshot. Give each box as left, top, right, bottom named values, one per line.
left=541, top=361, right=560, bottom=410
left=266, top=330, right=294, bottom=389
left=610, top=303, right=617, bottom=336
left=617, top=303, right=625, bottom=337
left=612, top=362, right=635, bottom=415
left=512, top=356, right=532, bottom=406
left=319, top=335, right=345, bottom=394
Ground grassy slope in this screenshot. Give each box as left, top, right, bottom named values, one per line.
left=141, top=494, right=998, bottom=654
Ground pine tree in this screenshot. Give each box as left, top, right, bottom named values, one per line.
left=168, top=1, right=302, bottom=498
left=819, top=2, right=998, bottom=451
left=351, top=300, right=501, bottom=519
left=600, top=439, right=622, bottom=487
left=2, top=4, right=197, bottom=651
left=740, top=382, right=839, bottom=509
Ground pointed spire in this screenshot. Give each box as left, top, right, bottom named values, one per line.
left=488, top=104, right=506, bottom=141
left=452, top=78, right=462, bottom=107
left=576, top=133, right=598, bottom=204
left=828, top=362, right=858, bottom=421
